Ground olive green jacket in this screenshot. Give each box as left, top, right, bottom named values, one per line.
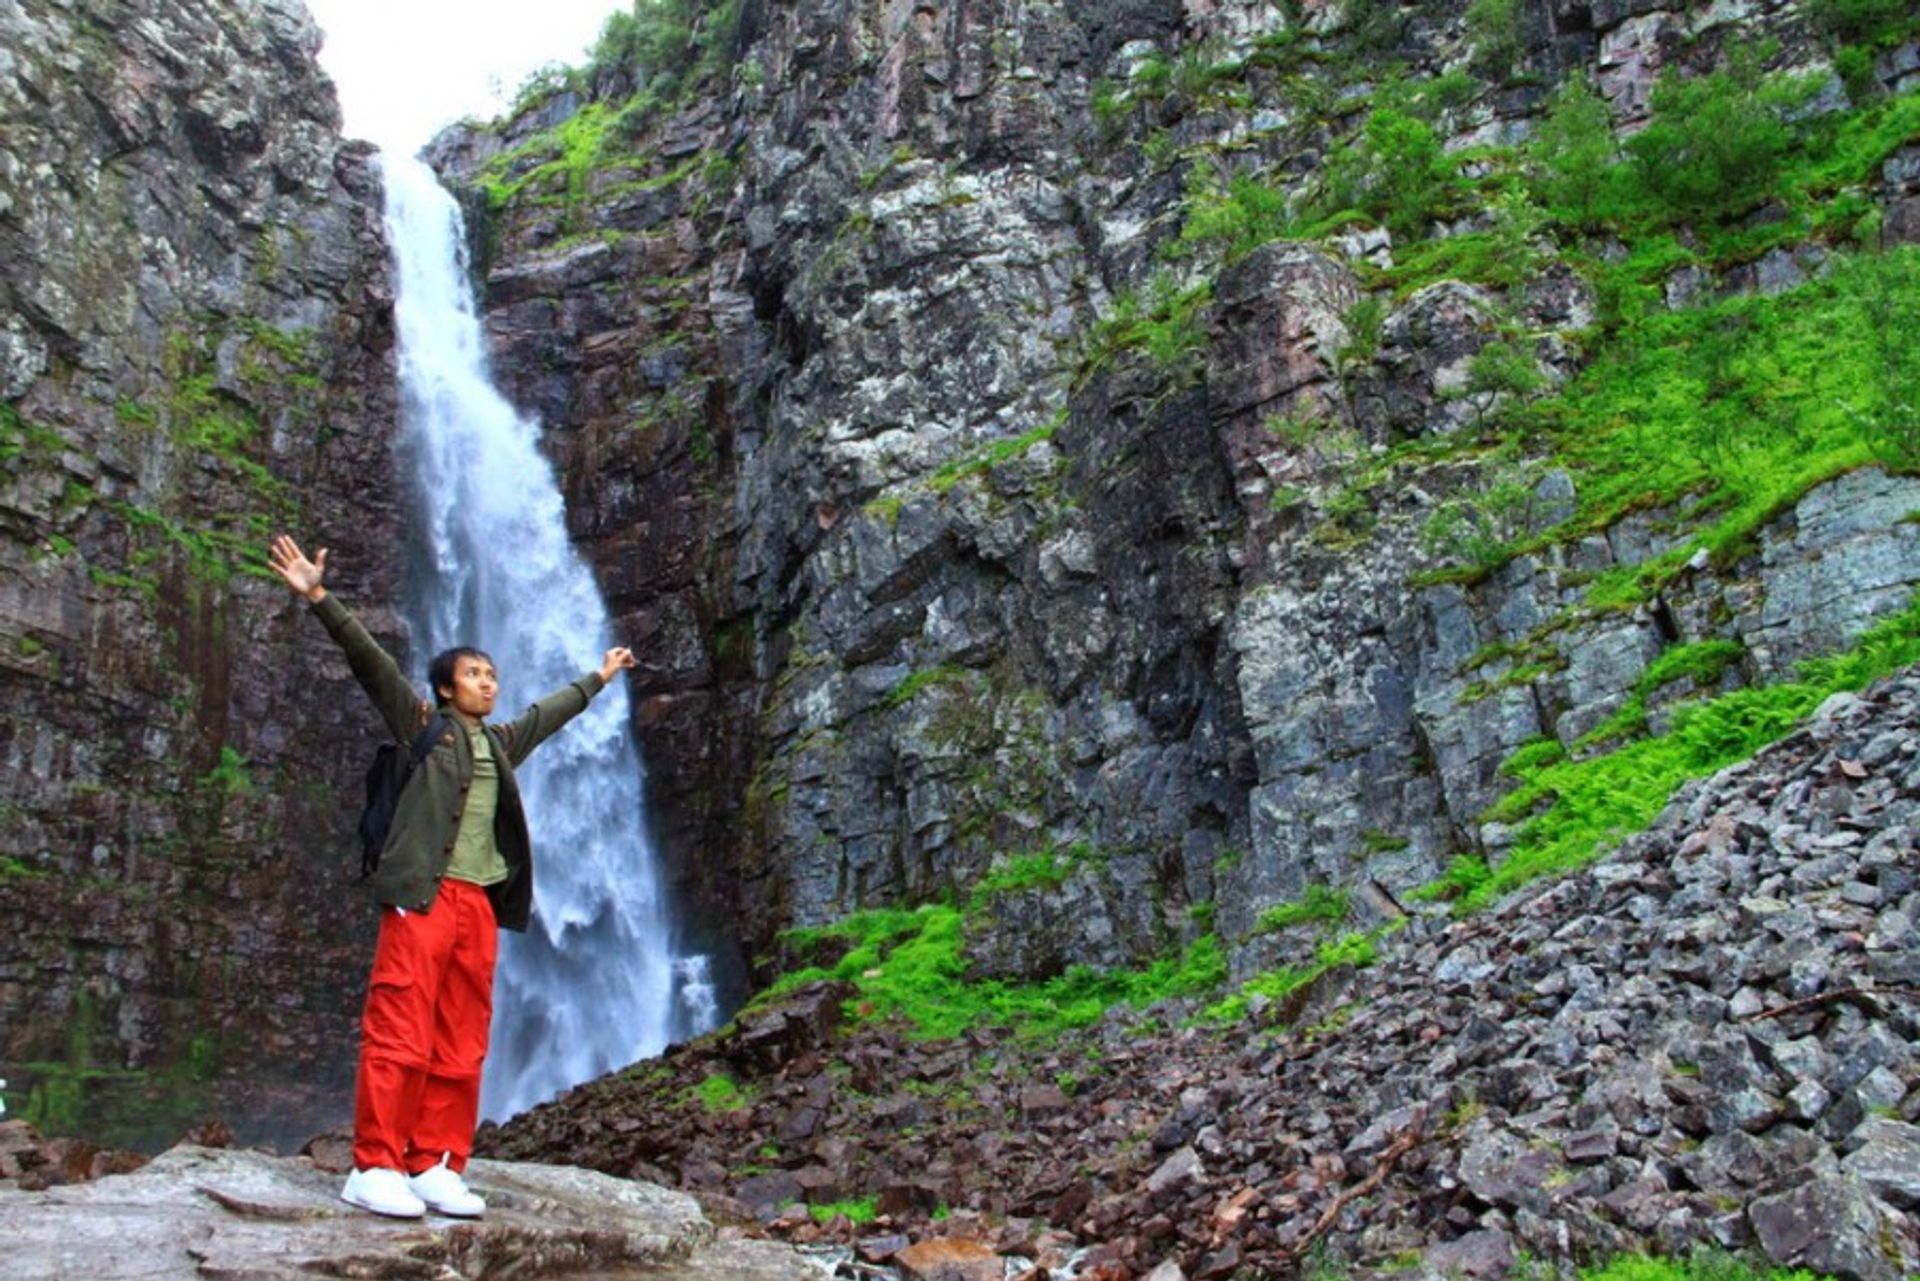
left=312, top=592, right=605, bottom=931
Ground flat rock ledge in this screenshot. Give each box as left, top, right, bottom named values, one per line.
left=0, top=1143, right=827, bottom=1280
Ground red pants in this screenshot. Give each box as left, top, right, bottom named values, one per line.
left=352, top=879, right=498, bottom=1175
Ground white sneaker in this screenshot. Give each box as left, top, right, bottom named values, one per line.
left=341, top=1166, right=426, bottom=1218
left=408, top=1154, right=485, bottom=1218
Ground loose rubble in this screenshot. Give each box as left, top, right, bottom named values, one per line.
left=488, top=672, right=1920, bottom=1280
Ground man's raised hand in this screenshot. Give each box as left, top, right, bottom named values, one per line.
left=598, top=646, right=638, bottom=683
left=269, top=535, right=329, bottom=602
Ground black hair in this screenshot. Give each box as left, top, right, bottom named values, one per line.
left=428, top=646, right=495, bottom=706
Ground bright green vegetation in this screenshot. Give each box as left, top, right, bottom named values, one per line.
left=884, top=664, right=970, bottom=707
left=1423, top=591, right=1920, bottom=911
left=926, top=412, right=1063, bottom=494
left=509, top=0, right=743, bottom=124
left=863, top=492, right=906, bottom=524
left=1202, top=930, right=1381, bottom=1025
left=0, top=403, right=63, bottom=464
left=1579, top=1248, right=1822, bottom=1281
left=1077, top=272, right=1214, bottom=385
left=1176, top=170, right=1299, bottom=262
left=967, top=845, right=1080, bottom=906
left=473, top=100, right=727, bottom=230
left=1253, top=883, right=1349, bottom=934
left=1462, top=241, right=1920, bottom=608
left=1096, top=26, right=1920, bottom=428
left=1576, top=640, right=1747, bottom=750
left=483, top=0, right=743, bottom=215
left=585, top=0, right=741, bottom=121
left=1180, top=51, right=1920, bottom=923
left=476, top=101, right=621, bottom=211
left=1464, top=0, right=1524, bottom=80
left=808, top=1197, right=880, bottom=1225
left=11, top=324, right=295, bottom=593
left=80, top=320, right=309, bottom=594
left=761, top=903, right=1226, bottom=1040
left=198, top=746, right=253, bottom=798
left=106, top=498, right=276, bottom=588
left=689, top=1071, right=749, bottom=1111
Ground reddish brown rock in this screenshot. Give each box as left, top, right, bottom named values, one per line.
left=895, top=1237, right=1005, bottom=1281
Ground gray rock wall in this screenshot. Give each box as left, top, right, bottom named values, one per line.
left=438, top=0, right=1920, bottom=991
left=0, top=0, right=397, bottom=1148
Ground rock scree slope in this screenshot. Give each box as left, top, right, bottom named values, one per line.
left=486, top=669, right=1920, bottom=1280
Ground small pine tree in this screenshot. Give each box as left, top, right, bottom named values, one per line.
left=1321, top=105, right=1458, bottom=239
left=1528, top=77, right=1621, bottom=231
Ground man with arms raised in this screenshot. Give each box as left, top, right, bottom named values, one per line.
left=269, top=534, right=636, bottom=1219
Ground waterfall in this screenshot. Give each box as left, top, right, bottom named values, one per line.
left=376, top=152, right=710, bottom=1119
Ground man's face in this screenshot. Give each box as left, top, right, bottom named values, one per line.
left=439, top=657, right=498, bottom=719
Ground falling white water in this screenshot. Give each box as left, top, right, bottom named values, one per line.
left=377, top=152, right=711, bottom=1119
left=673, top=955, right=718, bottom=1030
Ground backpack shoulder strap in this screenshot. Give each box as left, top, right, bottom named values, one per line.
left=408, top=712, right=450, bottom=765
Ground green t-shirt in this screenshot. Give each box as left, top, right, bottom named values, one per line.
left=444, top=722, right=509, bottom=887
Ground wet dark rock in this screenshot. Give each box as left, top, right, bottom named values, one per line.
left=734, top=1169, right=807, bottom=1213
left=725, top=982, right=855, bottom=1073
left=1424, top=1227, right=1517, bottom=1278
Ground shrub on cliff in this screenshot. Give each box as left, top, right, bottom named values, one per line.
left=576, top=0, right=743, bottom=133
left=1464, top=0, right=1525, bottom=81
left=1807, top=0, right=1920, bottom=47
left=1625, top=51, right=1816, bottom=225
left=1529, top=78, right=1627, bottom=232
left=1318, top=104, right=1462, bottom=239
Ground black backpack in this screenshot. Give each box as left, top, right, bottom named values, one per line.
left=356, top=714, right=449, bottom=879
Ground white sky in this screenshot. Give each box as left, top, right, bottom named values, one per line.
left=303, top=0, right=625, bottom=153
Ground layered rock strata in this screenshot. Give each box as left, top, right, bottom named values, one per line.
left=0, top=0, right=397, bottom=1147
left=435, top=0, right=1920, bottom=988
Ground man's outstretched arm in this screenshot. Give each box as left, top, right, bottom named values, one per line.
left=269, top=534, right=429, bottom=742
left=495, top=646, right=638, bottom=765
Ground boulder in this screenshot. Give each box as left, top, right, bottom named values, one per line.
left=0, top=1144, right=822, bottom=1280
left=1841, top=1118, right=1920, bottom=1209
left=895, top=1236, right=1005, bottom=1281
left=1749, top=1175, right=1916, bottom=1281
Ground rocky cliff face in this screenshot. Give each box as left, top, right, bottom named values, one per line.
left=0, top=0, right=396, bottom=1148
left=436, top=0, right=1920, bottom=989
